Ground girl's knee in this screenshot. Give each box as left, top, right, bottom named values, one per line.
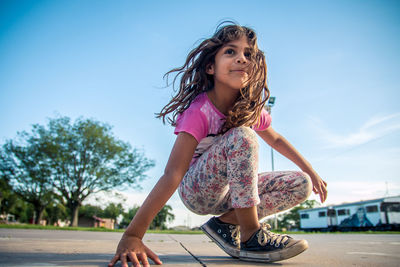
left=297, top=171, right=313, bottom=200
left=226, top=126, right=258, bottom=150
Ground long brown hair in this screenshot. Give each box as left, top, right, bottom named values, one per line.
left=156, top=21, right=270, bottom=132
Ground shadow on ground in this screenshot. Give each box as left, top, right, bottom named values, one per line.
left=0, top=252, right=197, bottom=267
left=198, top=255, right=286, bottom=266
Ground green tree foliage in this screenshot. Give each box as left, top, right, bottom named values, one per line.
left=0, top=116, right=154, bottom=226
left=0, top=136, right=55, bottom=224
left=45, top=202, right=68, bottom=226
left=275, top=200, right=320, bottom=230
left=13, top=201, right=34, bottom=223
left=103, top=202, right=124, bottom=221
left=78, top=203, right=124, bottom=221
left=149, top=205, right=175, bottom=230
left=1, top=197, right=33, bottom=223
left=0, top=174, right=17, bottom=215
left=119, top=205, right=175, bottom=230
left=79, top=204, right=105, bottom=219
left=119, top=205, right=140, bottom=228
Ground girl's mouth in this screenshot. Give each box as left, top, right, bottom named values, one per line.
left=231, top=70, right=248, bottom=75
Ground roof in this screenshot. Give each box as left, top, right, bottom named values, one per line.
left=92, top=216, right=106, bottom=222
left=299, top=195, right=400, bottom=213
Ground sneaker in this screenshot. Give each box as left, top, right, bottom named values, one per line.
left=201, top=217, right=240, bottom=258
left=240, top=223, right=308, bottom=262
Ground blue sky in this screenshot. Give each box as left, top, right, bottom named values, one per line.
left=1, top=0, right=399, bottom=227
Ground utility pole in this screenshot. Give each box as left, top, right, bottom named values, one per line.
left=265, top=96, right=277, bottom=229
left=385, top=181, right=389, bottom=197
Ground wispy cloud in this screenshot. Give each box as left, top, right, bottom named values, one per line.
left=310, top=113, right=400, bottom=148
left=319, top=180, right=400, bottom=206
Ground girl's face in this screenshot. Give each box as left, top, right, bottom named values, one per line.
left=206, top=36, right=253, bottom=92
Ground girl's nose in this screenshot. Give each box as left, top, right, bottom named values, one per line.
left=236, top=53, right=247, bottom=64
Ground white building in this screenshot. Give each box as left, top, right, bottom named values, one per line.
left=299, top=195, right=400, bottom=231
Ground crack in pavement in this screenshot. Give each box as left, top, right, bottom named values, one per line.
left=168, top=235, right=207, bottom=267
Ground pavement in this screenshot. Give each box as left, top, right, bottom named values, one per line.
left=1, top=228, right=400, bottom=266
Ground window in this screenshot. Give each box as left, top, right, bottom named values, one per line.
left=366, top=205, right=378, bottom=213
left=300, top=214, right=309, bottom=219
left=327, top=209, right=336, bottom=217
left=337, top=209, right=350, bottom=216
left=381, top=203, right=400, bottom=212
left=388, top=204, right=400, bottom=212
left=318, top=211, right=326, bottom=217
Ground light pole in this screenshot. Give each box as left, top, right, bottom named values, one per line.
left=265, top=96, right=278, bottom=229
left=265, top=97, right=276, bottom=173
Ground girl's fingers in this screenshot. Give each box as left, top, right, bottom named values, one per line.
left=138, top=252, right=150, bottom=267
left=128, top=252, right=140, bottom=267
left=108, top=254, right=119, bottom=267
left=127, top=251, right=135, bottom=263
left=120, top=253, right=129, bottom=267
left=319, top=184, right=327, bottom=203
left=146, top=248, right=163, bottom=265
left=313, top=184, right=327, bottom=203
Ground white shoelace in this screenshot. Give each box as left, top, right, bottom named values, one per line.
left=257, top=223, right=290, bottom=247
left=229, top=225, right=240, bottom=246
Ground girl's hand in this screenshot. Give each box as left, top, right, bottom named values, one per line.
left=108, top=234, right=162, bottom=267
left=309, top=171, right=328, bottom=203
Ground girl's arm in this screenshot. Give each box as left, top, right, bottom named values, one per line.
left=256, top=126, right=328, bottom=203
left=108, top=132, right=198, bottom=267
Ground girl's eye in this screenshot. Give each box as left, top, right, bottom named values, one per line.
left=225, top=49, right=235, bottom=55
left=244, top=52, right=252, bottom=58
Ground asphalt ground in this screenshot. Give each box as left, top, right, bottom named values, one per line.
left=0, top=228, right=399, bottom=266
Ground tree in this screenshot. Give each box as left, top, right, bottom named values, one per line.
left=149, top=205, right=175, bottom=230
left=79, top=204, right=105, bottom=219
left=120, top=205, right=140, bottom=228
left=103, top=202, right=124, bottom=221
left=44, top=116, right=155, bottom=226
left=277, top=200, right=320, bottom=230
left=45, top=201, right=68, bottom=226
left=1, top=116, right=155, bottom=226
left=119, top=204, right=175, bottom=230
left=0, top=137, right=55, bottom=224
left=12, top=200, right=34, bottom=223
left=0, top=171, right=16, bottom=215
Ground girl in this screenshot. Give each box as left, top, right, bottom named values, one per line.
left=108, top=22, right=328, bottom=267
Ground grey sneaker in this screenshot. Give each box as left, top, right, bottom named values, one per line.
left=240, top=223, right=308, bottom=262
left=201, top=217, right=240, bottom=258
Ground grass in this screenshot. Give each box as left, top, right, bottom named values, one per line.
left=1, top=223, right=399, bottom=234
left=300, top=230, right=400, bottom=234
left=0, top=223, right=203, bottom=234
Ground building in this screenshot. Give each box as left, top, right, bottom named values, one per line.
left=78, top=215, right=115, bottom=229
left=299, top=195, right=400, bottom=231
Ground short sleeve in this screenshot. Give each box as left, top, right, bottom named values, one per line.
left=252, top=108, right=272, bottom=131
left=174, top=109, right=208, bottom=143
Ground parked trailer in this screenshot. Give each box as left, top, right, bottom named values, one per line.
left=298, top=195, right=400, bottom=231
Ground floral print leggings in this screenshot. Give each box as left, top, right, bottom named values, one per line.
left=178, top=127, right=313, bottom=220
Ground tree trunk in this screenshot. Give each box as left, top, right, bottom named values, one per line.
left=34, top=206, right=45, bottom=225
left=70, top=203, right=80, bottom=227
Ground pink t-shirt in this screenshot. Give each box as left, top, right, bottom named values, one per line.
left=174, top=92, right=272, bottom=164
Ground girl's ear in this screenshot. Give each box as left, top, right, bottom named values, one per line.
left=206, top=64, right=215, bottom=75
